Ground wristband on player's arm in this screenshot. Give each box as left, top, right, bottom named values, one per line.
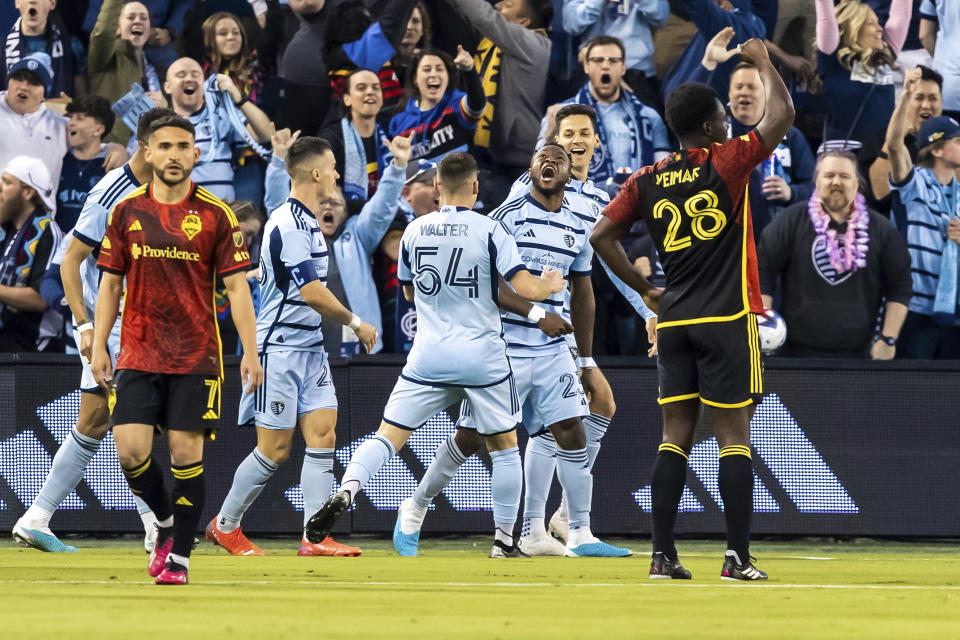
left=578, top=356, right=597, bottom=369
left=348, top=314, right=362, bottom=331
left=526, top=306, right=546, bottom=323
left=76, top=322, right=94, bottom=334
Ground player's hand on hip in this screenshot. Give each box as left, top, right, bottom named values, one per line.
left=79, top=328, right=95, bottom=365
left=355, top=321, right=378, bottom=353
left=646, top=316, right=658, bottom=358
left=91, top=349, right=114, bottom=390
left=642, top=287, right=663, bottom=315
left=240, top=352, right=264, bottom=394
left=540, top=266, right=566, bottom=294
left=537, top=312, right=573, bottom=337
left=385, top=132, right=415, bottom=168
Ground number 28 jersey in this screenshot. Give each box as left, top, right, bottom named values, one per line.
left=605, top=130, right=769, bottom=326
left=398, top=206, right=527, bottom=387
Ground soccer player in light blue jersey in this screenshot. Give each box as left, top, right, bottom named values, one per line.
left=303, top=152, right=566, bottom=557
left=394, top=141, right=634, bottom=558
left=11, top=109, right=172, bottom=554
left=206, top=134, right=411, bottom=556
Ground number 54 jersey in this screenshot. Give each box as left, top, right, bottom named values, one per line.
left=605, top=130, right=770, bottom=327
left=398, top=205, right=527, bottom=387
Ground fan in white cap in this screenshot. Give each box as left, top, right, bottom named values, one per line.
left=1, top=155, right=55, bottom=212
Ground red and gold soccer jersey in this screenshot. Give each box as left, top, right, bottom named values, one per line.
left=605, top=130, right=769, bottom=327
left=97, top=182, right=251, bottom=376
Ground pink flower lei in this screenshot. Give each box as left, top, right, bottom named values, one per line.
left=808, top=190, right=870, bottom=272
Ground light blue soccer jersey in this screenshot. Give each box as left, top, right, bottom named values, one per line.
left=70, top=164, right=141, bottom=314
left=188, top=103, right=244, bottom=202
left=256, top=198, right=329, bottom=353
left=507, top=173, right=655, bottom=324
left=398, top=205, right=527, bottom=386
left=490, top=194, right=594, bottom=357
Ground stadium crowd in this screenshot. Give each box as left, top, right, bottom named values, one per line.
left=0, top=0, right=958, bottom=360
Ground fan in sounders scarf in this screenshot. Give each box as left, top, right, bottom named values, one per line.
left=0, top=155, right=62, bottom=353
left=538, top=36, right=672, bottom=189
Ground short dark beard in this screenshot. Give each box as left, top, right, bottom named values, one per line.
left=155, top=167, right=189, bottom=187
left=822, top=191, right=852, bottom=215
left=0, top=192, right=25, bottom=223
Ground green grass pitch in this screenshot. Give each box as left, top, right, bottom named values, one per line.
left=1, top=537, right=957, bottom=639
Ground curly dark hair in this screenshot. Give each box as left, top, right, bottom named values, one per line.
left=665, top=82, right=720, bottom=139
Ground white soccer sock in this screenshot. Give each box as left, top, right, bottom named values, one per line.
left=167, top=552, right=189, bottom=569
left=341, top=435, right=395, bottom=500
left=399, top=499, right=428, bottom=535
left=411, top=432, right=467, bottom=509
left=140, top=509, right=158, bottom=533
left=21, top=504, right=53, bottom=529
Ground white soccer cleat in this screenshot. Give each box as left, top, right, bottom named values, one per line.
left=518, top=533, right=567, bottom=556
left=548, top=508, right=569, bottom=545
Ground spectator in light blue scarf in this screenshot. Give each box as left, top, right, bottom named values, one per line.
left=887, top=69, right=960, bottom=359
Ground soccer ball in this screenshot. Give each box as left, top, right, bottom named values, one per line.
left=757, top=310, right=787, bottom=355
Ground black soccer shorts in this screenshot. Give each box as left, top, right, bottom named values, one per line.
left=656, top=313, right=763, bottom=408
left=109, top=369, right=222, bottom=436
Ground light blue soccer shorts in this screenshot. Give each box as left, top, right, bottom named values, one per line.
left=458, top=349, right=588, bottom=436
left=382, top=372, right=521, bottom=435
left=239, top=350, right=338, bottom=429
left=77, top=320, right=121, bottom=393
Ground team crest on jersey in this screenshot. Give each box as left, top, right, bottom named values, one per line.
left=182, top=214, right=202, bottom=240
left=563, top=233, right=575, bottom=248
left=233, top=231, right=244, bottom=247
left=270, top=400, right=285, bottom=415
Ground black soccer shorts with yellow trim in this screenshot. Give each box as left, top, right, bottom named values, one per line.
left=109, top=369, right=222, bottom=438
left=656, top=313, right=763, bottom=408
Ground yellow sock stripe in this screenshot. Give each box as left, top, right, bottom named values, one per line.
left=171, top=464, right=204, bottom=480
left=123, top=457, right=151, bottom=479
left=718, top=445, right=752, bottom=459
left=658, top=443, right=689, bottom=459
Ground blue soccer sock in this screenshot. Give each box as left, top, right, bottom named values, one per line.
left=301, top=448, right=335, bottom=529
left=411, top=432, right=467, bottom=509
left=340, top=435, right=395, bottom=499
left=521, top=432, right=556, bottom=538
left=216, top=448, right=279, bottom=533
left=555, top=446, right=592, bottom=539
left=26, top=427, right=101, bottom=527
left=489, top=447, right=522, bottom=544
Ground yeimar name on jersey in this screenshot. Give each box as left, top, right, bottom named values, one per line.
left=256, top=198, right=330, bottom=353
left=70, top=164, right=141, bottom=314
left=490, top=194, right=594, bottom=356
left=398, top=205, right=527, bottom=386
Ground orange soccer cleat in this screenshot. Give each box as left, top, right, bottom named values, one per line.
left=298, top=536, right=362, bottom=557
left=205, top=518, right=265, bottom=556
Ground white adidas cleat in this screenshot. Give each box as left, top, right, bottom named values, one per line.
left=548, top=508, right=569, bottom=545
left=518, top=533, right=567, bottom=556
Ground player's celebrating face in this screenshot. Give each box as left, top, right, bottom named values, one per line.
left=529, top=144, right=571, bottom=197
left=145, top=123, right=199, bottom=187
left=554, top=110, right=599, bottom=178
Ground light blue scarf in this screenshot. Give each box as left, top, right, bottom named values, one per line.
left=341, top=117, right=390, bottom=201
left=201, top=75, right=271, bottom=161
left=933, top=237, right=959, bottom=323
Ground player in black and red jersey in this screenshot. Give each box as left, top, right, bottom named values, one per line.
left=591, top=39, right=795, bottom=581
left=91, top=114, right=263, bottom=585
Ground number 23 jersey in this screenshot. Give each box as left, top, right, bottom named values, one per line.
left=605, top=130, right=769, bottom=326
left=398, top=205, right=527, bottom=387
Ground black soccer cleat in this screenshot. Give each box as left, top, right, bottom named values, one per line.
left=304, top=489, right=351, bottom=544
left=721, top=554, right=768, bottom=581
left=489, top=539, right=530, bottom=558
left=649, top=552, right=692, bottom=579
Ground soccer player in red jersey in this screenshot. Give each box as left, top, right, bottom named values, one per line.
left=91, top=114, right=263, bottom=585
left=591, top=39, right=795, bottom=581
